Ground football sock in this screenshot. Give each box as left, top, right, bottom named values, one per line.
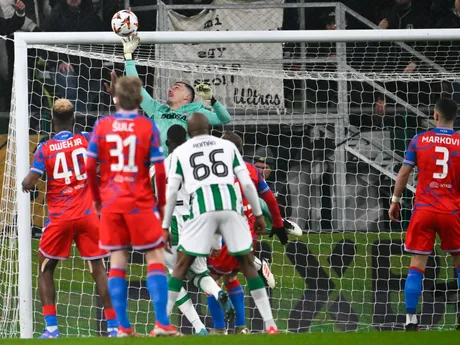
left=42, top=305, right=58, bottom=333
left=193, top=273, right=221, bottom=300
left=108, top=268, right=131, bottom=329
left=167, top=277, right=183, bottom=316
left=147, top=263, right=170, bottom=326
left=206, top=293, right=226, bottom=329
left=248, top=276, right=276, bottom=329
left=226, top=279, right=246, bottom=327
left=176, top=288, right=206, bottom=333
left=405, top=266, right=423, bottom=319
left=456, top=265, right=460, bottom=289
left=104, top=308, right=118, bottom=330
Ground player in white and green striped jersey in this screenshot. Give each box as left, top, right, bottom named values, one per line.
left=162, top=113, right=279, bottom=334
left=151, top=125, right=234, bottom=331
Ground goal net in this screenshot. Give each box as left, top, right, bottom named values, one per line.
left=3, top=27, right=460, bottom=337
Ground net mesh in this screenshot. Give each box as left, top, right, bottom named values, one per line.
left=2, top=31, right=460, bottom=336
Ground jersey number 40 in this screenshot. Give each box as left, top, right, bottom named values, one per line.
left=53, top=148, right=87, bottom=184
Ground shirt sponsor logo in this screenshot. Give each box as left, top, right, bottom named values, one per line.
left=161, top=113, right=188, bottom=121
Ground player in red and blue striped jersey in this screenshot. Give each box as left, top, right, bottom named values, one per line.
left=389, top=98, right=460, bottom=331
left=206, top=131, right=287, bottom=334
left=21, top=99, right=117, bottom=338
left=86, top=76, right=178, bottom=337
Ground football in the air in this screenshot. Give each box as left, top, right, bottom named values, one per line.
left=111, top=10, right=138, bottom=37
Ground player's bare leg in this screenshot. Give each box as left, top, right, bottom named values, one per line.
left=145, top=249, right=179, bottom=337
left=168, top=251, right=234, bottom=322
left=236, top=252, right=278, bottom=334
left=451, top=254, right=460, bottom=330
left=88, top=259, right=118, bottom=336
left=404, top=254, right=429, bottom=331
left=38, top=256, right=60, bottom=338
left=223, top=273, right=249, bottom=334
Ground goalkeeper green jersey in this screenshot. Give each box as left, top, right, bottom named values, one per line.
left=125, top=60, right=232, bottom=155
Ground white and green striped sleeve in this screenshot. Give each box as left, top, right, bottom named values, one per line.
left=168, top=151, right=184, bottom=182
left=232, top=145, right=247, bottom=174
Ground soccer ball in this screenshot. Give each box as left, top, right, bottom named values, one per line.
left=111, top=10, right=138, bottom=37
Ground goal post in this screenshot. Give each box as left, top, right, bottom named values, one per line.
left=9, top=28, right=460, bottom=338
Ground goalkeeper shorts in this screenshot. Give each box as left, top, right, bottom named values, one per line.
left=404, top=208, right=460, bottom=255
left=39, top=214, right=109, bottom=260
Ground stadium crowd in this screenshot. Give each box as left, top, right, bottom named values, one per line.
left=1, top=0, right=460, bottom=113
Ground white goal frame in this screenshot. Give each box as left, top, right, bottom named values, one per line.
left=13, top=28, right=460, bottom=338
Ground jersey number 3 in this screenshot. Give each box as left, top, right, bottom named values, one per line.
left=53, top=148, right=87, bottom=184
left=106, top=134, right=138, bottom=173
left=434, top=146, right=449, bottom=179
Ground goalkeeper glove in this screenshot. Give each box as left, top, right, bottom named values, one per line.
left=195, top=83, right=213, bottom=101
left=269, top=222, right=289, bottom=245
left=122, top=33, right=140, bottom=61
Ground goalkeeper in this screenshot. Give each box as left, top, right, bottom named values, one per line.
left=106, top=34, right=232, bottom=155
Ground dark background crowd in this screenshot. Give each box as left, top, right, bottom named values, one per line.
left=1, top=0, right=460, bottom=113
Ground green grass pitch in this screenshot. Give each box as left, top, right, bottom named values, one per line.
left=1, top=332, right=459, bottom=345
left=19, top=230, right=458, bottom=337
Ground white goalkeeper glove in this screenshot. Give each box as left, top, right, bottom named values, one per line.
left=122, top=33, right=140, bottom=61
left=195, top=83, right=213, bottom=101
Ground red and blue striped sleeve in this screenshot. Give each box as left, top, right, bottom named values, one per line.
left=403, top=135, right=418, bottom=167
left=87, top=121, right=101, bottom=159
left=149, top=120, right=164, bottom=163
left=30, top=144, right=45, bottom=175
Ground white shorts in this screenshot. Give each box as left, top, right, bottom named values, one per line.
left=178, top=210, right=253, bottom=257
left=164, top=245, right=208, bottom=277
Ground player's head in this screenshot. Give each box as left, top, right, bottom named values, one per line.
left=114, top=76, right=143, bottom=111
left=167, top=82, right=195, bottom=106
left=187, top=112, right=209, bottom=138
left=166, top=125, right=187, bottom=154
left=221, top=131, right=243, bottom=153
left=52, top=99, right=75, bottom=131
left=434, top=98, right=458, bottom=126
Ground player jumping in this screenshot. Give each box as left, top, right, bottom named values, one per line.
left=206, top=130, right=288, bottom=334
left=104, top=33, right=231, bottom=155
left=162, top=112, right=279, bottom=334
left=389, top=98, right=460, bottom=331
left=86, top=76, right=178, bottom=337
left=150, top=125, right=234, bottom=334
left=21, top=99, right=117, bottom=338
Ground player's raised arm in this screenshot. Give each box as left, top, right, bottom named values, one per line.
left=194, top=84, right=231, bottom=125
left=103, top=34, right=161, bottom=119
left=22, top=144, right=44, bottom=192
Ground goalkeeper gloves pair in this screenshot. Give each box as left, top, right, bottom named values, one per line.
left=122, top=34, right=215, bottom=103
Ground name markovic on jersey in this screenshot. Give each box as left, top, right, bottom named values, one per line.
left=193, top=140, right=216, bottom=148
left=422, top=136, right=460, bottom=146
